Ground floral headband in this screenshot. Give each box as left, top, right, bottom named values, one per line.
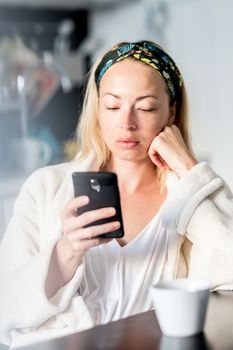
left=95, top=41, right=183, bottom=102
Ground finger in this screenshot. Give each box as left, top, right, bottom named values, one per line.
left=77, top=207, right=116, bottom=228
left=61, top=196, right=89, bottom=219
left=70, top=236, right=113, bottom=253
left=155, top=153, right=169, bottom=169
left=67, top=220, right=121, bottom=241
left=149, top=149, right=167, bottom=168
left=63, top=216, right=80, bottom=234
left=63, top=207, right=118, bottom=235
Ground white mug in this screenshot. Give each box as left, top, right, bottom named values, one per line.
left=150, top=279, right=210, bottom=337
left=11, top=137, right=52, bottom=173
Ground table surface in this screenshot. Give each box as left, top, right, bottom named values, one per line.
left=1, top=291, right=233, bottom=350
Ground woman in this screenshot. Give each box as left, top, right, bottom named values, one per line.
left=1, top=40, right=233, bottom=347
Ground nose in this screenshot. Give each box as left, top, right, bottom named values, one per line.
left=120, top=107, right=137, bottom=131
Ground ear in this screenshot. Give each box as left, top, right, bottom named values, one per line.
left=167, top=102, right=176, bottom=126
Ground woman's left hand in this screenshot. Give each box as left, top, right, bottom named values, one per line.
left=148, top=125, right=198, bottom=177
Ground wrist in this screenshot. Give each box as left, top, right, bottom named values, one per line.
left=56, top=239, right=82, bottom=285
left=176, top=156, right=198, bottom=177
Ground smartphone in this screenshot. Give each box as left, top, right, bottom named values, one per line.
left=72, top=171, right=124, bottom=238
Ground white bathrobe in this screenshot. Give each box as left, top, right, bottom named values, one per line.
left=1, top=154, right=233, bottom=347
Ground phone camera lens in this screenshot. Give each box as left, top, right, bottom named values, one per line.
left=90, top=178, right=101, bottom=192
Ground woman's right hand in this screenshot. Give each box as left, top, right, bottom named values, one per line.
left=55, top=195, right=120, bottom=286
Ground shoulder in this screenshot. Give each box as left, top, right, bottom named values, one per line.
left=12, top=162, right=73, bottom=213
left=22, top=161, right=73, bottom=191
left=19, top=153, right=98, bottom=199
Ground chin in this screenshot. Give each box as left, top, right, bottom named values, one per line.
left=113, top=150, right=147, bottom=162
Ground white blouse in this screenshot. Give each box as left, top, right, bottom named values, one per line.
left=81, top=211, right=168, bottom=324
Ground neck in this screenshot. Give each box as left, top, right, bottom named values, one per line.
left=105, top=157, right=158, bottom=194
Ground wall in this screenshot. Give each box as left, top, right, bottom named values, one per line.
left=90, top=0, right=233, bottom=188
left=166, top=0, right=233, bottom=187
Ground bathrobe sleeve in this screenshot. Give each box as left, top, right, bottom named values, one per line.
left=0, top=165, right=93, bottom=346
left=163, top=162, right=233, bottom=290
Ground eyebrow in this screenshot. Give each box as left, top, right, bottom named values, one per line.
left=103, top=93, right=159, bottom=101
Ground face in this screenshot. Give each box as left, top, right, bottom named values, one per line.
left=98, top=59, right=176, bottom=163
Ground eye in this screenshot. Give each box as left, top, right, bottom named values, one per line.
left=106, top=106, right=119, bottom=110
left=137, top=108, right=157, bottom=112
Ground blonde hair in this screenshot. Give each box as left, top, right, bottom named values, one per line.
left=75, top=53, right=110, bottom=168
left=75, top=42, right=192, bottom=183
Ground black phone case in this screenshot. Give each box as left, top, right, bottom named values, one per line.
left=72, top=172, right=124, bottom=238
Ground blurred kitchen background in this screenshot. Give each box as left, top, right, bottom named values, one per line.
left=0, top=0, right=232, bottom=239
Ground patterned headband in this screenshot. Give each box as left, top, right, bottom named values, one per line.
left=95, top=41, right=183, bottom=102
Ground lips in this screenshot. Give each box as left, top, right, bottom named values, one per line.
left=116, top=138, right=140, bottom=148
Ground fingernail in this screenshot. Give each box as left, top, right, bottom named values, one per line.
left=108, top=207, right=116, bottom=215
left=113, top=221, right=120, bottom=228
left=82, top=196, right=89, bottom=204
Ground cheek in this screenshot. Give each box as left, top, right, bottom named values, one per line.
left=144, top=117, right=165, bottom=136
left=98, top=114, right=116, bottom=141
left=98, top=104, right=118, bottom=130
left=150, top=108, right=171, bottom=133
